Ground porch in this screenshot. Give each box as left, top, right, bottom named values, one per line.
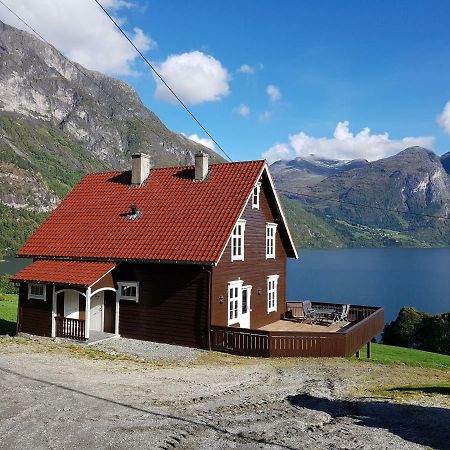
left=210, top=301, right=384, bottom=357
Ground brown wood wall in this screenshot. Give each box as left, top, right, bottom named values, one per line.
left=114, top=263, right=209, bottom=348
left=211, top=180, right=288, bottom=330
left=17, top=282, right=52, bottom=337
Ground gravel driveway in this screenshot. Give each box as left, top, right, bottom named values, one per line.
left=0, top=337, right=449, bottom=449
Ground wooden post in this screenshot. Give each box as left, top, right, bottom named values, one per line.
left=51, top=285, right=56, bottom=338
left=85, top=286, right=91, bottom=340
left=114, top=289, right=120, bottom=336
left=355, top=349, right=360, bottom=358
left=367, top=341, right=371, bottom=359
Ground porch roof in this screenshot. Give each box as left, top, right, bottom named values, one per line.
left=10, top=259, right=116, bottom=287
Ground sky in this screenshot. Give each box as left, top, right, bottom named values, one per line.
left=2, top=0, right=450, bottom=163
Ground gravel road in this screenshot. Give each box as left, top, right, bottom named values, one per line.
left=0, top=337, right=449, bottom=449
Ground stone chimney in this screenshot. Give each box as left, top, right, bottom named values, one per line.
left=131, top=153, right=151, bottom=186
left=194, top=151, right=209, bottom=182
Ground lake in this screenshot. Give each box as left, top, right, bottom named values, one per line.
left=288, top=248, right=450, bottom=323
left=2, top=248, right=450, bottom=323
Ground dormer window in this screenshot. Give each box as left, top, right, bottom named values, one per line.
left=231, top=219, right=246, bottom=261
left=266, top=223, right=277, bottom=259
left=252, top=182, right=261, bottom=209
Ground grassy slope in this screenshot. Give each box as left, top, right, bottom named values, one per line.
left=356, top=342, right=450, bottom=370
left=0, top=293, right=17, bottom=335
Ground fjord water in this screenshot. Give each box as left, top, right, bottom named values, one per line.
left=2, top=249, right=450, bottom=324
left=288, top=248, right=450, bottom=323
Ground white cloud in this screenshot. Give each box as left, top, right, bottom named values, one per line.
left=438, top=101, right=450, bottom=134
left=234, top=104, right=250, bottom=117
left=183, top=133, right=215, bottom=150
left=258, top=111, right=272, bottom=122
left=154, top=51, right=230, bottom=105
left=0, top=0, right=155, bottom=75
left=237, top=64, right=255, bottom=74
left=262, top=121, right=434, bottom=164
left=266, top=84, right=281, bottom=102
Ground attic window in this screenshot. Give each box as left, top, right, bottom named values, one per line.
left=252, top=182, right=261, bottom=209
left=118, top=281, right=139, bottom=302
left=126, top=203, right=142, bottom=220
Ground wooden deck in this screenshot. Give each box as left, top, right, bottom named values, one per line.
left=259, top=319, right=350, bottom=333
left=210, top=301, right=384, bottom=358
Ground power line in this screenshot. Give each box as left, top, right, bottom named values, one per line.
left=278, top=187, right=450, bottom=221
left=0, top=0, right=215, bottom=163
left=93, top=0, right=233, bottom=162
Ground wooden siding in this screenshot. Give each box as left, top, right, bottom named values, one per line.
left=17, top=282, right=52, bottom=337
left=91, top=271, right=115, bottom=292
left=115, top=263, right=209, bottom=348
left=211, top=178, right=288, bottom=330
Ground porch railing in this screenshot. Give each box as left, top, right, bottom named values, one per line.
left=210, top=302, right=384, bottom=358
left=55, top=317, right=86, bottom=341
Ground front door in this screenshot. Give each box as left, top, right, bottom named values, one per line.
left=64, top=290, right=80, bottom=319
left=240, top=286, right=252, bottom=329
left=90, top=292, right=104, bottom=332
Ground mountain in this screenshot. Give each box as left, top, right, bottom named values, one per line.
left=0, top=21, right=222, bottom=256
left=271, top=155, right=369, bottom=190
left=274, top=147, right=450, bottom=248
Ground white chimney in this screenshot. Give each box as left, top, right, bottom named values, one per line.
left=194, top=151, right=209, bottom=182
left=131, top=153, right=151, bottom=186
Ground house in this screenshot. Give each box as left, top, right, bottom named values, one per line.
left=11, top=153, right=297, bottom=345
left=11, top=152, right=384, bottom=356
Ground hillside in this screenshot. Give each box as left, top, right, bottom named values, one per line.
left=0, top=21, right=222, bottom=256
left=274, top=147, right=450, bottom=248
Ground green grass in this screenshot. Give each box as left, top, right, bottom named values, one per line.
left=0, top=293, right=18, bottom=335
left=355, top=342, right=450, bottom=370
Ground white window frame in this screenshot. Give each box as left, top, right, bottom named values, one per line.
left=242, top=285, right=252, bottom=315
left=228, top=280, right=243, bottom=326
left=267, top=275, right=279, bottom=313
left=252, top=182, right=261, bottom=209
left=231, top=219, right=246, bottom=262
left=118, top=281, right=139, bottom=302
left=28, top=283, right=46, bottom=301
left=266, top=223, right=278, bottom=259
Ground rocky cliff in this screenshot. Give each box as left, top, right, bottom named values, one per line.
left=0, top=21, right=222, bottom=255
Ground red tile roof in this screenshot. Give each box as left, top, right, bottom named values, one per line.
left=10, top=260, right=116, bottom=287
left=17, top=161, right=266, bottom=263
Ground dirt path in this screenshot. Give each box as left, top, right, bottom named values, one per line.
left=0, top=338, right=449, bottom=449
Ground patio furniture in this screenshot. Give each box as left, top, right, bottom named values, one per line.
left=301, top=300, right=316, bottom=323
left=333, top=304, right=351, bottom=323
left=309, top=306, right=337, bottom=324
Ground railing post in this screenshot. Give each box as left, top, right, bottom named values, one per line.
left=51, top=285, right=56, bottom=338
left=85, top=286, right=91, bottom=340
left=367, top=341, right=371, bottom=359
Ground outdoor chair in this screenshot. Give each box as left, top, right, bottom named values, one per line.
left=333, top=304, right=351, bottom=323
left=301, top=300, right=317, bottom=323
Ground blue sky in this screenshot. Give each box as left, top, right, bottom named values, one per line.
left=3, top=0, right=450, bottom=162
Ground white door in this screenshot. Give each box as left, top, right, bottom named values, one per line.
left=64, top=290, right=80, bottom=319
left=90, top=292, right=104, bottom=332
left=240, top=286, right=252, bottom=329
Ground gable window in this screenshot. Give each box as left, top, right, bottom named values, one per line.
left=228, top=280, right=243, bottom=325
left=267, top=275, right=279, bottom=313
left=231, top=219, right=246, bottom=261
left=118, top=281, right=139, bottom=302
left=28, top=283, right=46, bottom=301
left=266, top=223, right=278, bottom=259
left=252, top=182, right=261, bottom=209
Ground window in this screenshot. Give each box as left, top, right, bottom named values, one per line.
left=242, top=285, right=252, bottom=315
left=28, top=283, right=46, bottom=301
left=231, top=219, right=246, bottom=261
left=118, top=281, right=139, bottom=302
left=267, top=275, right=279, bottom=313
left=252, top=182, right=261, bottom=209
left=228, top=280, right=243, bottom=325
left=266, top=223, right=278, bottom=259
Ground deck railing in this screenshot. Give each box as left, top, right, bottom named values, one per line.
left=210, top=302, right=384, bottom=358
left=55, top=317, right=86, bottom=341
